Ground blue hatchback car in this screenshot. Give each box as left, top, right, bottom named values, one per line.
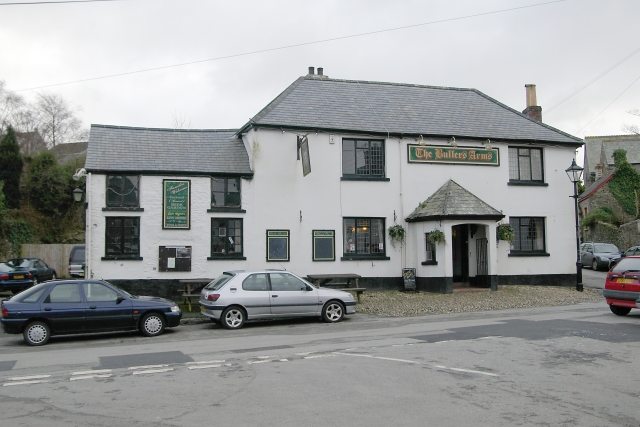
left=1, top=280, right=182, bottom=345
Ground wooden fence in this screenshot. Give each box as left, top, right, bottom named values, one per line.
left=21, top=244, right=79, bottom=279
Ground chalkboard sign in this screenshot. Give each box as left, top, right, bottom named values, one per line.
left=313, top=230, right=335, bottom=261
left=403, top=268, right=416, bottom=290
left=267, top=230, right=289, bottom=262
left=163, top=180, right=190, bottom=229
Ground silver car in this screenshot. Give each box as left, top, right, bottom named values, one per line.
left=199, top=270, right=356, bottom=329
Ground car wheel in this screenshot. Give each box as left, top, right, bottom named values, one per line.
left=23, top=321, right=50, bottom=346
left=322, top=301, right=345, bottom=323
left=609, top=305, right=632, bottom=316
left=221, top=306, right=245, bottom=329
left=140, top=313, right=165, bottom=337
left=592, top=260, right=598, bottom=271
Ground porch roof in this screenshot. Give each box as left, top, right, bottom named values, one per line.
left=405, top=180, right=505, bottom=222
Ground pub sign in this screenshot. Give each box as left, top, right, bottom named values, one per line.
left=163, top=180, right=191, bottom=229
left=408, top=145, right=499, bottom=166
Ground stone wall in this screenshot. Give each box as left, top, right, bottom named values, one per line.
left=587, top=181, right=635, bottom=224
left=585, top=222, right=622, bottom=248
left=619, top=220, right=640, bottom=250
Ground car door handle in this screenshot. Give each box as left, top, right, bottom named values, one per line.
left=89, top=306, right=97, bottom=309
left=44, top=307, right=52, bottom=311
left=272, top=295, right=278, bottom=298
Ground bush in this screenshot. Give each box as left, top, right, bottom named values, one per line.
left=26, top=151, right=74, bottom=217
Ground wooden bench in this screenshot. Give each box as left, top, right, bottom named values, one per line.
left=178, top=279, right=211, bottom=311
left=306, top=274, right=365, bottom=303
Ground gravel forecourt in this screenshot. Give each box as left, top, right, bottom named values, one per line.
left=356, top=286, right=604, bottom=317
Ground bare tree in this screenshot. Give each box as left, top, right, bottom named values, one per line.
left=35, top=92, right=88, bottom=147
left=172, top=110, right=191, bottom=130
left=622, top=108, right=640, bottom=134
left=0, top=80, right=27, bottom=133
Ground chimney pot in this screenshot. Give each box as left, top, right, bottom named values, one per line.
left=308, top=67, right=315, bottom=75
left=317, top=67, right=323, bottom=76
left=522, top=84, right=542, bottom=122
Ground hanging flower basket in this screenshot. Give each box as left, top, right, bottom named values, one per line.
left=428, top=229, right=446, bottom=245
left=496, top=223, right=515, bottom=243
left=388, top=224, right=406, bottom=247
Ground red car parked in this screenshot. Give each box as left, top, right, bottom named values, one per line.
left=604, top=255, right=640, bottom=316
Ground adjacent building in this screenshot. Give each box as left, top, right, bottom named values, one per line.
left=84, top=69, right=583, bottom=297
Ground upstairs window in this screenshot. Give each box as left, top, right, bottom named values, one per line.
left=211, top=177, right=241, bottom=209
left=342, top=139, right=385, bottom=178
left=508, top=147, right=544, bottom=183
left=106, top=175, right=140, bottom=207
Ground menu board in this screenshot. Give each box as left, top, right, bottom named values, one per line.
left=163, top=180, right=191, bottom=229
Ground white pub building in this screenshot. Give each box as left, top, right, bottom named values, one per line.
left=83, top=68, right=583, bottom=298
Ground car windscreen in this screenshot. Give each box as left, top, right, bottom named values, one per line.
left=0, top=262, right=17, bottom=272
left=204, top=273, right=234, bottom=290
left=9, top=285, right=48, bottom=302
left=70, top=248, right=85, bottom=263
left=610, top=257, right=640, bottom=273
left=7, top=259, right=30, bottom=267
left=593, top=244, right=619, bottom=253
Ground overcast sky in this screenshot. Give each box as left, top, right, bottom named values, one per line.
left=2, top=0, right=639, bottom=152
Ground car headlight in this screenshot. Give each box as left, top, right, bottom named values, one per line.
left=600, top=256, right=610, bottom=261
left=170, top=305, right=181, bottom=312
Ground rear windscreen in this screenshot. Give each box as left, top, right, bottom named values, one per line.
left=70, top=248, right=85, bottom=263
left=611, top=257, right=640, bottom=273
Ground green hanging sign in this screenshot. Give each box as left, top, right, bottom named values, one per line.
left=407, top=145, right=499, bottom=166
left=163, top=180, right=191, bottom=229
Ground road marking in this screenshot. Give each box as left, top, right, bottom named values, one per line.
left=185, top=360, right=225, bottom=365
left=296, top=352, right=313, bottom=355
left=128, top=365, right=168, bottom=370
left=3, top=380, right=50, bottom=386
left=333, top=353, right=420, bottom=364
left=279, top=359, right=289, bottom=362
left=72, top=370, right=112, bottom=376
left=188, top=364, right=221, bottom=370
left=132, top=368, right=173, bottom=375
left=257, top=355, right=277, bottom=359
left=434, top=365, right=498, bottom=377
left=7, top=374, right=51, bottom=381
left=70, top=374, right=112, bottom=381
left=247, top=360, right=273, bottom=364
left=304, top=354, right=335, bottom=359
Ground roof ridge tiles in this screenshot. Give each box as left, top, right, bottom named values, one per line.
left=90, top=124, right=239, bottom=133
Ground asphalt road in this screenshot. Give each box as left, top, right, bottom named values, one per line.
left=581, top=267, right=607, bottom=289
left=1, top=302, right=639, bottom=427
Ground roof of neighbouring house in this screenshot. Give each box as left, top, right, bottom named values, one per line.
left=578, top=171, right=614, bottom=202
left=405, top=180, right=505, bottom=222
left=584, top=134, right=640, bottom=176
left=49, top=141, right=88, bottom=164
left=85, top=125, right=252, bottom=175
left=240, top=75, right=582, bottom=145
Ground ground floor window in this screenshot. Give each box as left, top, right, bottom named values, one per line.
left=210, top=218, right=243, bottom=259
left=343, top=218, right=385, bottom=257
left=267, top=230, right=290, bottom=262
left=104, top=217, right=140, bottom=259
left=422, top=232, right=437, bottom=265
left=509, top=217, right=546, bottom=253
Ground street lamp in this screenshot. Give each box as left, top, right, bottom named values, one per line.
left=72, top=187, right=84, bottom=203
left=565, top=158, right=584, bottom=292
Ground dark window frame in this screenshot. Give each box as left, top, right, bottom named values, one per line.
left=341, top=217, right=389, bottom=261
left=105, top=174, right=141, bottom=209
left=209, top=176, right=244, bottom=212
left=102, top=216, right=142, bottom=260
left=508, top=147, right=546, bottom=185
left=208, top=218, right=245, bottom=260
left=508, top=216, right=549, bottom=256
left=342, top=138, right=386, bottom=179
left=422, top=232, right=438, bottom=265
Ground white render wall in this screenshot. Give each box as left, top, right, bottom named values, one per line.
left=87, top=128, right=578, bottom=281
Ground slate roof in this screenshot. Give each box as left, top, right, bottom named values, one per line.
left=584, top=134, right=640, bottom=177
left=241, top=76, right=582, bottom=146
left=405, top=180, right=505, bottom=222
left=578, top=171, right=614, bottom=202
left=85, top=125, right=252, bottom=175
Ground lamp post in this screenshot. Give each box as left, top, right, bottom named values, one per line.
left=72, top=187, right=84, bottom=203
left=565, top=158, right=584, bottom=292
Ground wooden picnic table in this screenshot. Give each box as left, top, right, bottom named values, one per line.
left=306, top=274, right=365, bottom=303
left=178, top=279, right=211, bottom=311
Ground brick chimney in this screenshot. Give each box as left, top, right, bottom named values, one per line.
left=522, top=84, right=542, bottom=122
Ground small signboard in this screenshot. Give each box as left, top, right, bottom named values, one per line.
left=163, top=180, right=190, bottom=229
left=402, top=268, right=416, bottom=291
left=159, top=246, right=192, bottom=272
left=407, top=145, right=499, bottom=166
left=313, top=230, right=335, bottom=261
left=300, top=136, right=311, bottom=176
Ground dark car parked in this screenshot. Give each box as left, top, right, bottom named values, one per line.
left=7, top=258, right=56, bottom=284
left=1, top=280, right=182, bottom=346
left=580, top=242, right=622, bottom=271
left=0, top=262, right=34, bottom=293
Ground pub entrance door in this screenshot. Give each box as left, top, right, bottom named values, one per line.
left=452, top=224, right=469, bottom=283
